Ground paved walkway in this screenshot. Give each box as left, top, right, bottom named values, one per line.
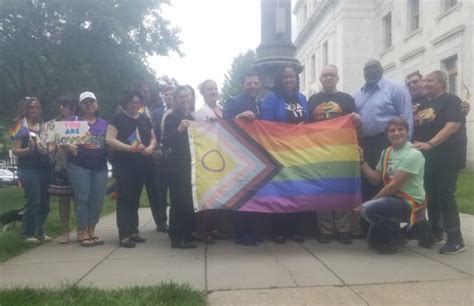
left=1, top=208, right=473, bottom=305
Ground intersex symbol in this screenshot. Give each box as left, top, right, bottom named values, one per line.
left=201, top=149, right=226, bottom=172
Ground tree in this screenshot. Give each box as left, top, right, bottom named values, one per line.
left=220, top=50, right=256, bottom=104
left=0, top=0, right=181, bottom=125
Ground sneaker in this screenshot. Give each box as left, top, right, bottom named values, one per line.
left=171, top=240, right=197, bottom=249
left=439, top=241, right=466, bottom=255
left=290, top=234, right=305, bottom=243
left=24, top=237, right=41, bottom=245
left=273, top=236, right=286, bottom=244
left=120, top=237, right=136, bottom=248
left=130, top=234, right=146, bottom=243
left=336, top=232, right=353, bottom=245
left=156, top=224, right=169, bottom=233
left=57, top=233, right=70, bottom=244
left=39, top=234, right=53, bottom=243
left=318, top=233, right=332, bottom=244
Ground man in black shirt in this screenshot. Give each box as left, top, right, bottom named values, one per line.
left=405, top=71, right=470, bottom=116
left=308, top=65, right=357, bottom=244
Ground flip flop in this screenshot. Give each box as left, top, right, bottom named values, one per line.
left=92, top=236, right=104, bottom=245
left=80, top=238, right=96, bottom=247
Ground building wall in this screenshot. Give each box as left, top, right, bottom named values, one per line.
left=294, top=0, right=474, bottom=168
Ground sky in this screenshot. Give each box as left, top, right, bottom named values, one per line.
left=147, top=0, right=262, bottom=98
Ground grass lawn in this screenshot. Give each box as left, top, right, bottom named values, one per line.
left=0, top=283, right=205, bottom=306
left=0, top=183, right=118, bottom=262
left=457, top=170, right=474, bottom=215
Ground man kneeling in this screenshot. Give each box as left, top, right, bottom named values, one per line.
left=360, top=117, right=434, bottom=254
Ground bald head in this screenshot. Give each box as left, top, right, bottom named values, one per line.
left=320, top=65, right=339, bottom=93
left=363, top=59, right=383, bottom=84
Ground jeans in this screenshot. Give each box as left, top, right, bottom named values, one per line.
left=18, top=168, right=50, bottom=238
left=67, top=163, right=107, bottom=231
left=361, top=196, right=411, bottom=242
left=424, top=165, right=462, bottom=242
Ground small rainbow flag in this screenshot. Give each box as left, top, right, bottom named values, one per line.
left=10, top=118, right=29, bottom=140
left=128, top=128, right=141, bottom=148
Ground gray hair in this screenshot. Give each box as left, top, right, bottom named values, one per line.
left=426, top=70, right=448, bottom=90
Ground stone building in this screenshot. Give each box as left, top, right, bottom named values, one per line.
left=293, top=0, right=473, bottom=168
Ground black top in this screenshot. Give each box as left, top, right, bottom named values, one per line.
left=162, top=110, right=193, bottom=163
left=17, top=129, right=50, bottom=170
left=308, top=91, right=356, bottom=122
left=111, top=112, right=153, bottom=167
left=413, top=93, right=467, bottom=169
left=284, top=96, right=305, bottom=124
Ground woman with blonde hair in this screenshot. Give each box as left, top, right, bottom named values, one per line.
left=11, top=97, right=52, bottom=244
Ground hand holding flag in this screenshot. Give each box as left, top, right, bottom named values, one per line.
left=128, top=128, right=143, bottom=152
left=10, top=118, right=29, bottom=140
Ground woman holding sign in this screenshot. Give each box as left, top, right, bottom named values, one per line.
left=106, top=89, right=157, bottom=248
left=67, top=92, right=108, bottom=247
left=11, top=97, right=52, bottom=244
left=49, top=96, right=76, bottom=244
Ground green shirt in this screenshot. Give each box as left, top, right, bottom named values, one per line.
left=376, top=142, right=425, bottom=203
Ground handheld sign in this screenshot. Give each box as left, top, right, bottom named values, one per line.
left=55, top=121, right=90, bottom=145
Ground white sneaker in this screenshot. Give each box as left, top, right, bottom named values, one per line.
left=39, top=234, right=53, bottom=243
left=24, top=237, right=41, bottom=244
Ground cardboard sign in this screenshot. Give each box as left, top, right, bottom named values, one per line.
left=39, top=120, right=56, bottom=146
left=54, top=121, right=90, bottom=145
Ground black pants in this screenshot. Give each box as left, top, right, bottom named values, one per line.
left=233, top=211, right=258, bottom=239
left=359, top=133, right=389, bottom=234
left=272, top=213, right=303, bottom=238
left=115, top=163, right=146, bottom=240
left=360, top=133, right=389, bottom=201
left=145, top=161, right=168, bottom=226
left=425, top=165, right=462, bottom=242
left=168, top=163, right=195, bottom=243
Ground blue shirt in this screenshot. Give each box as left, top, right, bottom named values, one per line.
left=223, top=93, right=261, bottom=119
left=260, top=91, right=309, bottom=123
left=354, top=78, right=413, bottom=137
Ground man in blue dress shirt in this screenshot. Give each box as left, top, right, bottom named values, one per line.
left=223, top=70, right=263, bottom=245
left=354, top=59, right=413, bottom=236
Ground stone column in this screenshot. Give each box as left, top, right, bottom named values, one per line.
left=252, top=0, right=301, bottom=89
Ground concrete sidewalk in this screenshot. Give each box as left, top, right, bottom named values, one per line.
left=1, top=208, right=473, bottom=305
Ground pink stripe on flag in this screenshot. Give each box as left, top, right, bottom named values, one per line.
left=239, top=194, right=361, bottom=213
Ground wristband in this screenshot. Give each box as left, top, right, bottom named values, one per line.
left=427, top=141, right=435, bottom=148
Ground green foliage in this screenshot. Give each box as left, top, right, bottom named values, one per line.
left=220, top=49, right=256, bottom=105
left=0, top=283, right=205, bottom=306
left=0, top=0, right=181, bottom=125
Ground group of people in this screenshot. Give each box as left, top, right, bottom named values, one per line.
left=11, top=58, right=469, bottom=255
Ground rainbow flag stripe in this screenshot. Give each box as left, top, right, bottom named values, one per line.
left=189, top=115, right=361, bottom=212
left=10, top=118, right=29, bottom=140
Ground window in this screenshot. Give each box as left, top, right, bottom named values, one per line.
left=442, top=0, right=458, bottom=12
left=408, top=0, right=420, bottom=33
left=382, top=12, right=392, bottom=49
left=310, top=54, right=316, bottom=81
left=303, top=4, right=308, bottom=24
left=322, top=41, right=328, bottom=67
left=301, top=65, right=306, bottom=89
left=442, top=55, right=458, bottom=95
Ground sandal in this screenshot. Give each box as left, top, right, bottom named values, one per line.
left=80, top=238, right=96, bottom=247
left=92, top=236, right=104, bottom=245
